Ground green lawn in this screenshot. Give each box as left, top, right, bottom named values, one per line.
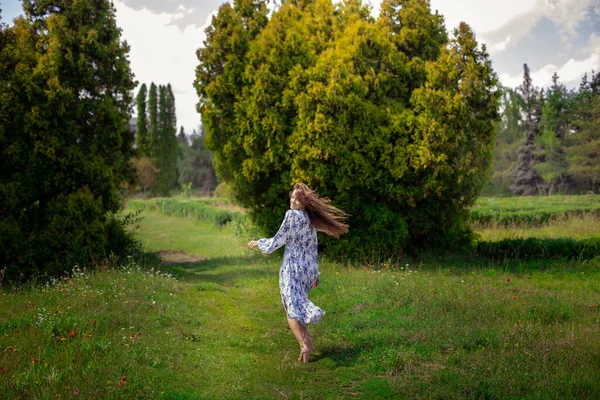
left=2, top=208, right=600, bottom=399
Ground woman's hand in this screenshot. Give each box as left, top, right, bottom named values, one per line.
left=311, top=278, right=320, bottom=289
left=247, top=240, right=259, bottom=250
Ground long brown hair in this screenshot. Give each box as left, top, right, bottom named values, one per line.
left=291, top=183, right=349, bottom=239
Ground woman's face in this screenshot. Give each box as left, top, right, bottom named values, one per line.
left=290, top=189, right=305, bottom=210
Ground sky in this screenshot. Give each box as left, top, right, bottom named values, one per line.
left=1, top=0, right=599, bottom=135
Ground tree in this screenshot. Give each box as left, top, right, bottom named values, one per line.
left=510, top=64, right=543, bottom=195
left=0, top=0, right=136, bottom=280
left=177, top=127, right=215, bottom=190
left=566, top=74, right=600, bottom=192
left=177, top=126, right=188, bottom=146
left=195, top=0, right=500, bottom=256
left=148, top=82, right=158, bottom=158
left=152, top=84, right=178, bottom=196
left=484, top=87, right=525, bottom=195
left=133, top=157, right=159, bottom=194
left=135, top=83, right=150, bottom=157
left=532, top=72, right=572, bottom=194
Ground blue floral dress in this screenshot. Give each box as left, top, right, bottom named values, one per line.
left=258, top=209, right=325, bottom=326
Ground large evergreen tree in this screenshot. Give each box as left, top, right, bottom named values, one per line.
left=195, top=0, right=500, bottom=255
left=0, top=0, right=136, bottom=280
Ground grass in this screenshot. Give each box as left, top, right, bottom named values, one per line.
left=2, top=205, right=600, bottom=399
left=474, top=215, right=600, bottom=242
left=471, top=195, right=600, bottom=226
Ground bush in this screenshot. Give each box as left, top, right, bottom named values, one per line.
left=2, top=188, right=140, bottom=283
left=195, top=1, right=500, bottom=257
left=213, top=182, right=232, bottom=199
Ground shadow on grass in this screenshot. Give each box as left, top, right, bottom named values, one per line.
left=158, top=254, right=277, bottom=286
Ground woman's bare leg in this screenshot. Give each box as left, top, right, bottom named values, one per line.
left=287, top=317, right=305, bottom=347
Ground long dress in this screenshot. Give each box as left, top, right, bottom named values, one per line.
left=258, top=209, right=325, bottom=326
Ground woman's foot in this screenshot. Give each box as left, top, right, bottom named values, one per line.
left=298, top=344, right=311, bottom=363
left=297, top=335, right=314, bottom=362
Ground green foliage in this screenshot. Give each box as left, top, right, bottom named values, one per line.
left=0, top=0, right=138, bottom=281
left=195, top=0, right=500, bottom=256
left=484, top=87, right=524, bottom=196
left=176, top=129, right=215, bottom=190
left=213, top=182, right=232, bottom=198
left=566, top=96, right=600, bottom=192
left=490, top=70, right=599, bottom=196
left=533, top=72, right=571, bottom=193
left=180, top=182, right=193, bottom=198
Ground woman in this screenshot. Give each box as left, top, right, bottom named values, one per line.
left=247, top=183, right=348, bottom=362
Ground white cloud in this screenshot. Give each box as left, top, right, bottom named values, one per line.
left=542, top=0, right=597, bottom=42
left=429, top=0, right=538, bottom=34
left=490, top=36, right=512, bottom=53
left=480, top=0, right=599, bottom=49
left=499, top=53, right=600, bottom=88
left=114, top=1, right=216, bottom=134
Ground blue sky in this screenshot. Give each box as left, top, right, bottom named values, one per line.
left=2, top=0, right=599, bottom=134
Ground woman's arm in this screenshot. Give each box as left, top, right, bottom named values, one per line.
left=247, top=210, right=293, bottom=254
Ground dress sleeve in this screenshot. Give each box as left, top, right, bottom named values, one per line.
left=258, top=210, right=293, bottom=255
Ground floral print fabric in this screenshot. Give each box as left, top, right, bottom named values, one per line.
left=258, top=210, right=324, bottom=326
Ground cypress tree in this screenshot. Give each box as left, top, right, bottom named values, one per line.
left=152, top=84, right=178, bottom=196
left=148, top=82, right=158, bottom=158
left=135, top=83, right=149, bottom=157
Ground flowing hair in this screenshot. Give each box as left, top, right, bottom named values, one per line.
left=291, top=183, right=349, bottom=239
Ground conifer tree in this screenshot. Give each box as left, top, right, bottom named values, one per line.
left=152, top=84, right=178, bottom=196
left=135, top=83, right=149, bottom=157
left=566, top=72, right=600, bottom=192
left=0, top=0, right=136, bottom=279
left=510, top=64, right=543, bottom=195
left=534, top=72, right=571, bottom=193
left=148, top=82, right=158, bottom=158
left=196, top=0, right=500, bottom=255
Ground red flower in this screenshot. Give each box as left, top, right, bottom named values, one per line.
left=68, top=330, right=77, bottom=338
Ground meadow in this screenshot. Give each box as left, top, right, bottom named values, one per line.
left=1, top=196, right=599, bottom=399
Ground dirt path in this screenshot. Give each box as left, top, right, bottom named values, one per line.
left=155, top=250, right=206, bottom=265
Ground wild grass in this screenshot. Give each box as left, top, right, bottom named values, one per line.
left=472, top=195, right=600, bottom=226
left=474, top=215, right=600, bottom=241
left=2, top=207, right=600, bottom=399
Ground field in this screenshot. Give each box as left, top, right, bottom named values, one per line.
left=1, top=196, right=600, bottom=399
